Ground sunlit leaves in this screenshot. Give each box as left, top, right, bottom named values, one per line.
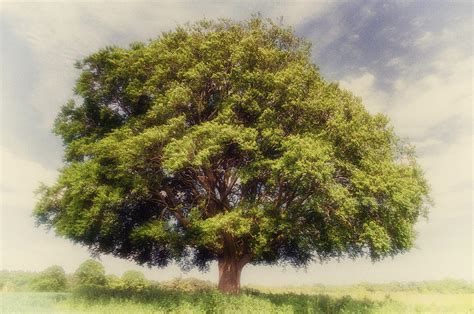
left=34, top=17, right=430, bottom=270
left=163, top=122, right=258, bottom=171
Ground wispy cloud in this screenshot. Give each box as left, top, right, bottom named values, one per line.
left=337, top=9, right=472, bottom=281
left=1, top=1, right=332, bottom=151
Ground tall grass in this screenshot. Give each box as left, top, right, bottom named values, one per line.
left=68, top=286, right=379, bottom=313
left=1, top=292, right=69, bottom=313
left=1, top=279, right=473, bottom=313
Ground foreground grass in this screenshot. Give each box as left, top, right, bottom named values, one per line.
left=1, top=292, right=69, bottom=313
left=2, top=280, right=473, bottom=313
left=250, top=280, right=474, bottom=313
left=0, top=291, right=381, bottom=313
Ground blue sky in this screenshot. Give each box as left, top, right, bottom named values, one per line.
left=1, top=1, right=472, bottom=285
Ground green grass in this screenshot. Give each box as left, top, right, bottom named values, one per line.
left=1, top=292, right=70, bottom=313
left=2, top=280, right=473, bottom=313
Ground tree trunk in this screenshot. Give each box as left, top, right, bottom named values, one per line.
left=217, top=255, right=249, bottom=294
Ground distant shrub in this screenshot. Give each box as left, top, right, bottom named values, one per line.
left=72, top=282, right=164, bottom=301
left=161, top=277, right=216, bottom=292
left=105, top=274, right=124, bottom=289
left=30, top=266, right=67, bottom=292
left=121, top=270, right=149, bottom=291
left=73, top=259, right=106, bottom=287
left=358, top=280, right=474, bottom=294
left=423, top=279, right=474, bottom=293
left=0, top=270, right=37, bottom=292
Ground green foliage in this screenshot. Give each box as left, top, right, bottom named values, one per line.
left=105, top=274, right=124, bottom=289
left=74, top=260, right=107, bottom=287
left=2, top=280, right=473, bottom=313
left=0, top=270, right=37, bottom=292
left=69, top=285, right=380, bottom=313
left=121, top=271, right=149, bottom=291
left=34, top=17, right=431, bottom=273
left=160, top=277, right=216, bottom=292
left=1, top=293, right=69, bottom=313
left=30, top=266, right=67, bottom=292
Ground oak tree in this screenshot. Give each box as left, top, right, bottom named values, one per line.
left=34, top=18, right=430, bottom=293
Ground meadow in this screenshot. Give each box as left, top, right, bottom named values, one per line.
left=1, top=279, right=473, bottom=313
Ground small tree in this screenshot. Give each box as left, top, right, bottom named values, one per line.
left=34, top=17, right=430, bottom=293
left=74, top=260, right=106, bottom=287
left=121, top=270, right=149, bottom=290
left=30, top=266, right=67, bottom=292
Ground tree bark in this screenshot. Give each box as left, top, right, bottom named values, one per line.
left=217, top=255, right=250, bottom=294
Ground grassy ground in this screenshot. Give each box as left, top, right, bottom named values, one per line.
left=1, top=280, right=473, bottom=313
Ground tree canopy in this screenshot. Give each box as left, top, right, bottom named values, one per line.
left=34, top=17, right=430, bottom=293
left=30, top=266, right=67, bottom=292
left=74, top=260, right=107, bottom=287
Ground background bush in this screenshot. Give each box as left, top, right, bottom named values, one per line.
left=29, top=265, right=67, bottom=292
left=160, top=277, right=216, bottom=292
left=73, top=259, right=106, bottom=287
left=0, top=270, right=37, bottom=292
left=121, top=270, right=149, bottom=291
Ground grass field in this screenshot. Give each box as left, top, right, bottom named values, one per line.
left=1, top=280, right=473, bottom=313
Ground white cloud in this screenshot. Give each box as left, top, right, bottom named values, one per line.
left=0, top=146, right=61, bottom=269
left=414, top=31, right=434, bottom=48
left=339, top=72, right=388, bottom=114
left=337, top=44, right=473, bottom=282
left=266, top=0, right=333, bottom=25
left=386, top=57, right=403, bottom=68
left=340, top=49, right=472, bottom=140
left=388, top=53, right=472, bottom=138
left=2, top=1, right=331, bottom=128
left=417, top=134, right=472, bottom=217
left=0, top=146, right=57, bottom=210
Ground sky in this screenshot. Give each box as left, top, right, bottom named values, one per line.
left=0, top=1, right=472, bottom=286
